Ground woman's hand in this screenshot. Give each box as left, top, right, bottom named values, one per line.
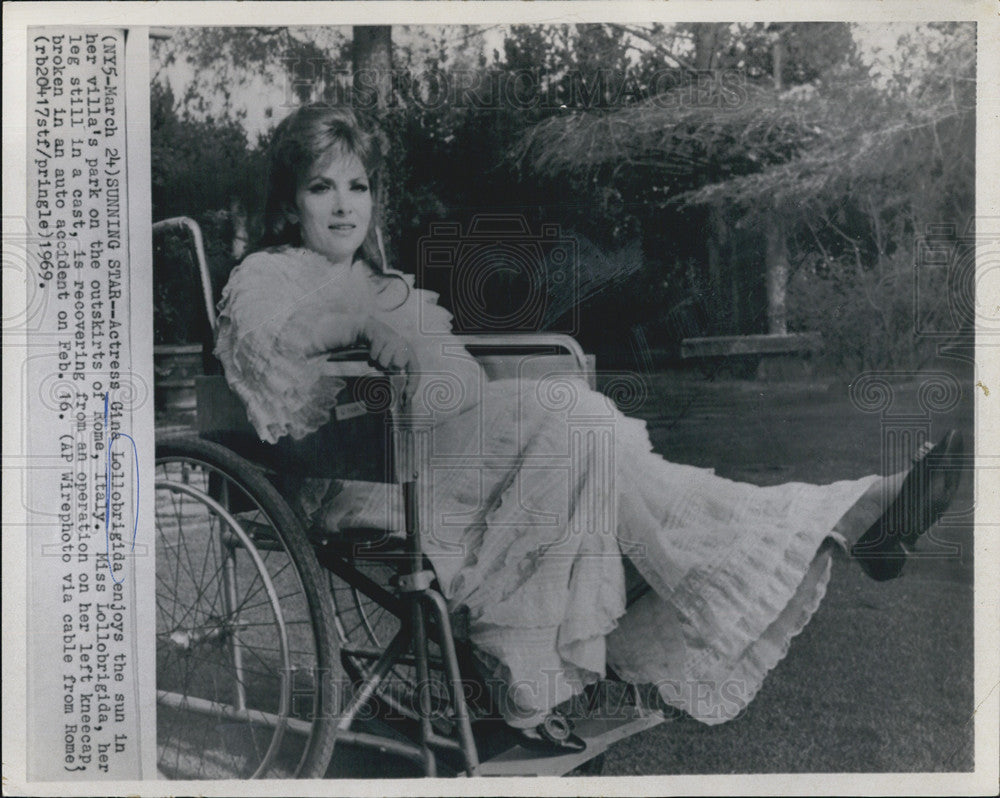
left=279, top=308, right=420, bottom=405
left=362, top=317, right=420, bottom=405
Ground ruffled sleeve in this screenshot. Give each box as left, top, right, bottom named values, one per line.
left=373, top=269, right=455, bottom=335
left=375, top=270, right=483, bottom=419
left=214, top=249, right=367, bottom=443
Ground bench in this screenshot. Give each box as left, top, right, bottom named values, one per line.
left=681, top=333, right=822, bottom=378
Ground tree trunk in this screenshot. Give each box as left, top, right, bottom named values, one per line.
left=706, top=206, right=736, bottom=334
left=352, top=25, right=394, bottom=265
left=772, top=34, right=784, bottom=91
left=706, top=206, right=724, bottom=326
left=230, top=197, right=248, bottom=261
left=765, top=215, right=789, bottom=335
left=692, top=23, right=723, bottom=71
left=352, top=26, right=392, bottom=108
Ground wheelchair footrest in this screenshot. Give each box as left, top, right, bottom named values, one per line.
left=476, top=707, right=666, bottom=776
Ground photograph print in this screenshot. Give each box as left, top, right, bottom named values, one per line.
left=149, top=21, right=976, bottom=780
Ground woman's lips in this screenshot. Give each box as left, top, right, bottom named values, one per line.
left=328, top=223, right=356, bottom=234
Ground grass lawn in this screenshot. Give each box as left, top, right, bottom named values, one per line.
left=598, top=370, right=975, bottom=774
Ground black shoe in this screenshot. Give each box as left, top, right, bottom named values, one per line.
left=899, top=429, right=964, bottom=548
left=851, top=429, right=964, bottom=581
left=516, top=712, right=586, bottom=754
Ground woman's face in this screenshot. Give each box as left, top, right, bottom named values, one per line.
left=289, top=149, right=373, bottom=267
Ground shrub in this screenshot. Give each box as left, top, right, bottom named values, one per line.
left=786, top=248, right=950, bottom=376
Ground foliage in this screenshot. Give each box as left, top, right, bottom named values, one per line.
left=152, top=27, right=349, bottom=120
left=153, top=226, right=207, bottom=346
left=787, top=252, right=932, bottom=376
left=513, top=22, right=975, bottom=370
left=151, top=81, right=263, bottom=343
left=150, top=22, right=975, bottom=372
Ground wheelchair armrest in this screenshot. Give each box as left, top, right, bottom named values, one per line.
left=320, top=337, right=596, bottom=389
left=459, top=333, right=595, bottom=390
left=326, top=347, right=371, bottom=361
left=323, top=348, right=378, bottom=378
left=325, top=338, right=588, bottom=368
left=459, top=333, right=587, bottom=372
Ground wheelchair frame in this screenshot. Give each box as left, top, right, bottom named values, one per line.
left=153, top=217, right=665, bottom=780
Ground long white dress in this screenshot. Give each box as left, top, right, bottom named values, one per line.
left=215, top=246, right=879, bottom=728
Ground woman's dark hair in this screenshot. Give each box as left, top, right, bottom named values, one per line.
left=257, top=105, right=389, bottom=273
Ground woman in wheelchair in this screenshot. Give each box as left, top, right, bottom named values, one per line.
left=213, top=105, right=963, bottom=754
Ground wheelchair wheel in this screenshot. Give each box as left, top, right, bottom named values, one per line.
left=155, top=435, right=339, bottom=779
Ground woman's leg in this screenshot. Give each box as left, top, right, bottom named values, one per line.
left=830, top=469, right=908, bottom=546
left=833, top=431, right=963, bottom=580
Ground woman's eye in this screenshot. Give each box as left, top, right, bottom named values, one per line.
left=308, top=183, right=329, bottom=194
left=352, top=183, right=369, bottom=192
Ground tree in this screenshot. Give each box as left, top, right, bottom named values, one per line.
left=511, top=22, right=975, bottom=369
left=353, top=26, right=393, bottom=108
left=152, top=23, right=972, bottom=370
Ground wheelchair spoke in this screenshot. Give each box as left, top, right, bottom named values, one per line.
left=158, top=648, right=283, bottom=687
left=170, top=487, right=206, bottom=591
left=163, top=489, right=187, bottom=624
left=154, top=501, right=181, bottom=624
left=156, top=441, right=338, bottom=779
left=166, top=559, right=226, bottom=637
left=231, top=589, right=310, bottom=617
left=155, top=588, right=183, bottom=634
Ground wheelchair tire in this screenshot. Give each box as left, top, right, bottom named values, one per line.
left=155, top=435, right=339, bottom=779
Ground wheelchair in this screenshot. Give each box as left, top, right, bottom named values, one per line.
left=153, top=218, right=666, bottom=779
